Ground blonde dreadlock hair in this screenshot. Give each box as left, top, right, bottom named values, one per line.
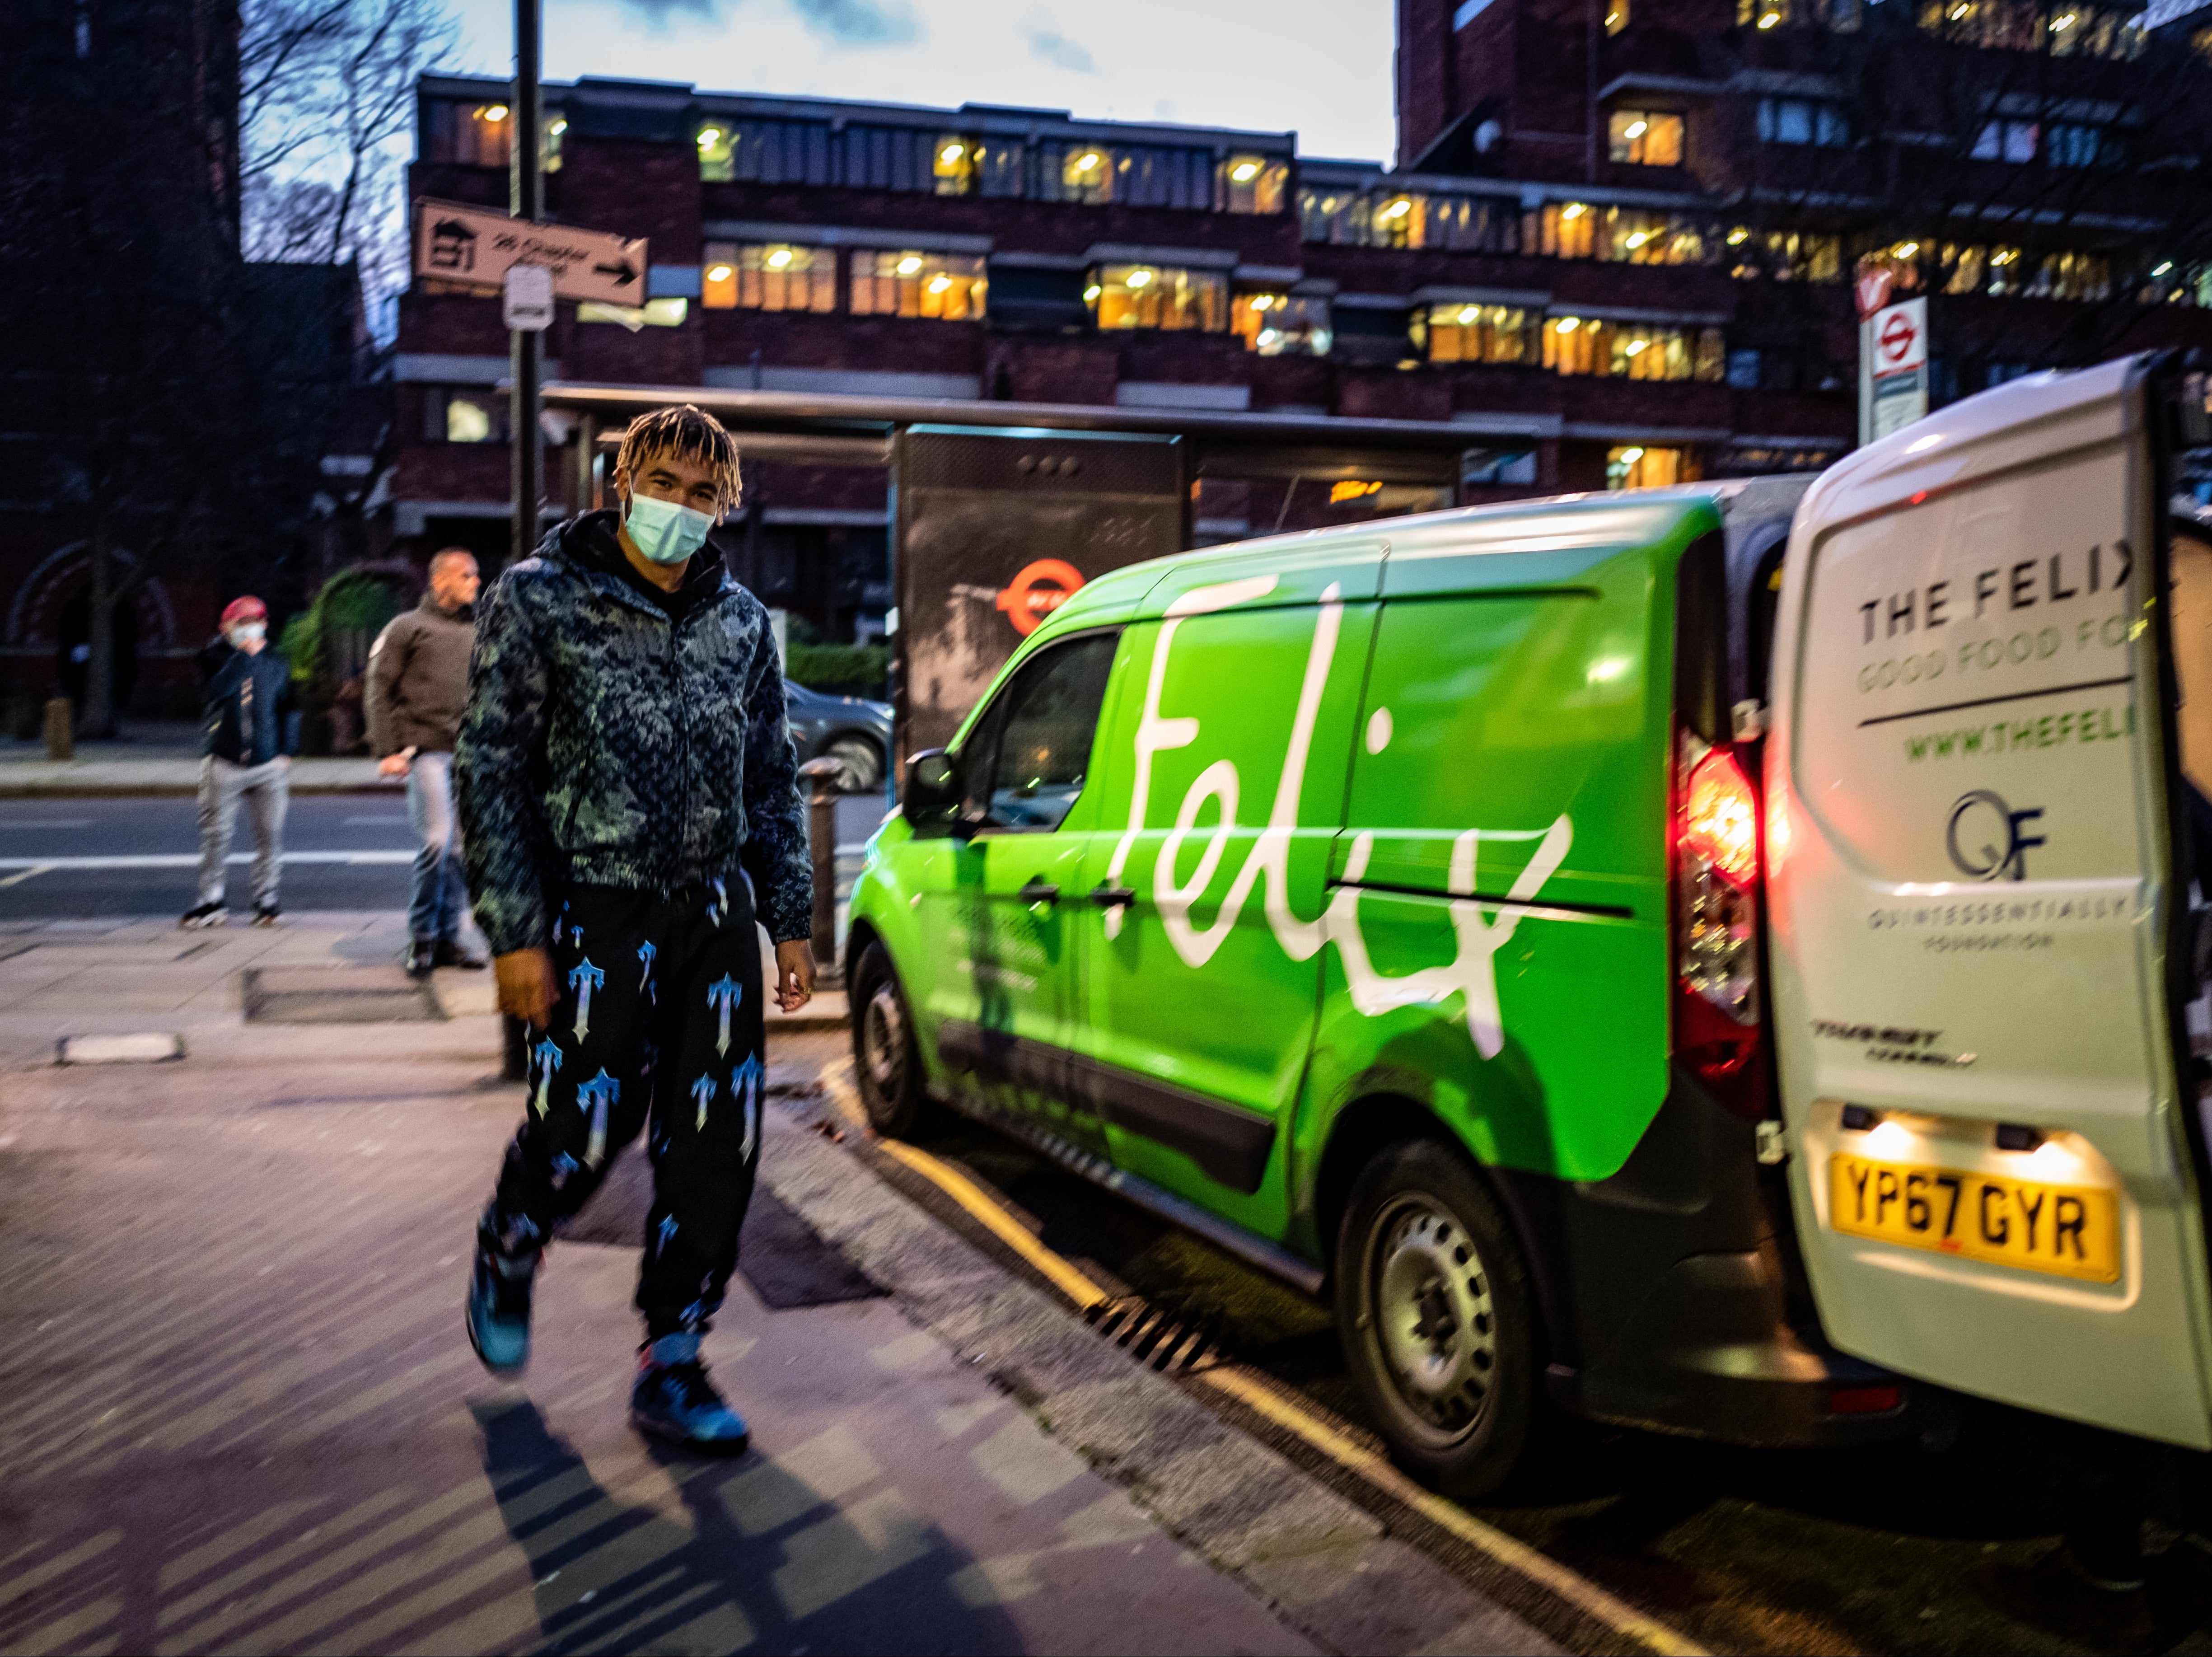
left=615, top=405, right=744, bottom=515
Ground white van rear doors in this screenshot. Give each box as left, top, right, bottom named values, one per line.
left=1766, top=357, right=2212, bottom=1448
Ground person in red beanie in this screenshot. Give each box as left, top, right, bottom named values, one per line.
left=182, top=596, right=300, bottom=927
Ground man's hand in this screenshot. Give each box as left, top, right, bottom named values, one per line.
left=377, top=753, right=411, bottom=778
left=495, top=947, right=557, bottom=1029
left=773, top=940, right=815, bottom=1013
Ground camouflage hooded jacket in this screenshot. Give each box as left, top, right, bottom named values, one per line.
left=455, top=510, right=812, bottom=956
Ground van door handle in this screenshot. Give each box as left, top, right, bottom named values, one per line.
left=1018, top=878, right=1060, bottom=906
left=1088, top=885, right=1136, bottom=909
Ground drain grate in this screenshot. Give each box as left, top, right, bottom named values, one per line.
left=1085, top=1294, right=1230, bottom=1375
left=243, top=967, right=443, bottom=1024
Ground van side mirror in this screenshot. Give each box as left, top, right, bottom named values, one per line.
left=902, top=748, right=964, bottom=833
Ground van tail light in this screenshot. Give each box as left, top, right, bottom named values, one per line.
left=1674, top=737, right=1767, bottom=1117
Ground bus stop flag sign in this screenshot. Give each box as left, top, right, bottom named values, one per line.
left=1862, top=296, right=1929, bottom=443
left=413, top=198, right=648, bottom=306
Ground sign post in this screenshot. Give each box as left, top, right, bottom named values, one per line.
left=511, top=0, right=543, bottom=571
left=413, top=201, right=647, bottom=305
left=1867, top=297, right=1929, bottom=443
left=1856, top=265, right=1928, bottom=445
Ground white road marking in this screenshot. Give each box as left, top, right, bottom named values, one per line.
left=0, top=863, right=55, bottom=888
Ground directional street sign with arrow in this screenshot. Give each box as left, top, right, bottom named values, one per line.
left=412, top=197, right=648, bottom=307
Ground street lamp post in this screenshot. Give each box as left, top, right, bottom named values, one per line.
left=500, top=0, right=543, bottom=1081
left=510, top=0, right=543, bottom=571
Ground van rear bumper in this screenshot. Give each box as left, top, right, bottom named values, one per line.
left=1544, top=1248, right=1935, bottom=1447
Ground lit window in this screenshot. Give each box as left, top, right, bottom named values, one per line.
left=543, top=112, right=566, bottom=173
left=1088, top=265, right=1226, bottom=332
left=933, top=136, right=977, bottom=196
left=1740, top=0, right=1789, bottom=26
left=1419, top=303, right=1534, bottom=364
left=698, top=123, right=735, bottom=183
left=1729, top=229, right=1842, bottom=281
left=1058, top=145, right=1113, bottom=205
left=1609, top=110, right=1683, bottom=166
left=1608, top=446, right=1690, bottom=490
left=851, top=250, right=987, bottom=320
left=1529, top=202, right=1597, bottom=258
left=1605, top=0, right=1629, bottom=30
left=446, top=103, right=513, bottom=168
left=578, top=298, right=688, bottom=328
left=699, top=243, right=834, bottom=313
left=1222, top=155, right=1287, bottom=214
left=1928, top=0, right=2142, bottom=57
left=1232, top=293, right=1332, bottom=356
left=1545, top=318, right=1725, bottom=381
left=434, top=389, right=505, bottom=444
left=1369, top=192, right=1426, bottom=249
left=1603, top=209, right=1707, bottom=264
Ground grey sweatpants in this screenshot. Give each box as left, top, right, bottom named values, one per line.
left=197, top=755, right=290, bottom=909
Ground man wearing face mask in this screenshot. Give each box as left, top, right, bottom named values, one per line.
left=182, top=596, right=301, bottom=927
left=456, top=404, right=813, bottom=1454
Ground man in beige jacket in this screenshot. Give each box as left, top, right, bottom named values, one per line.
left=367, top=548, right=485, bottom=976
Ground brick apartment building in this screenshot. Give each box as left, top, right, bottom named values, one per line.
left=1, top=0, right=376, bottom=724
left=388, top=0, right=2212, bottom=646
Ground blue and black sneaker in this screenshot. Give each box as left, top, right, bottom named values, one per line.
left=466, top=1238, right=536, bottom=1375
left=631, top=1334, right=749, bottom=1454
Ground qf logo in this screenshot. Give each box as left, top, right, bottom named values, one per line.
left=1947, top=790, right=2046, bottom=882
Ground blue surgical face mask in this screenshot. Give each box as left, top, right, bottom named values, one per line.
left=624, top=491, right=716, bottom=565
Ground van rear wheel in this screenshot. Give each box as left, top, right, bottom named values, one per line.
left=849, top=941, right=931, bottom=1138
left=1334, top=1138, right=1540, bottom=1500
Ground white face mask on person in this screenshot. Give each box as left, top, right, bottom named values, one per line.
left=623, top=492, right=716, bottom=566
left=227, top=622, right=266, bottom=648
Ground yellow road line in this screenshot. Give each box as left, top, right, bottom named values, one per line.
left=869, top=1135, right=1112, bottom=1312
left=842, top=1090, right=1707, bottom=1657
left=1196, top=1366, right=1711, bottom=1657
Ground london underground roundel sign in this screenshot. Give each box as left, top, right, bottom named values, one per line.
left=996, top=558, right=1086, bottom=636
left=1878, top=309, right=1917, bottom=367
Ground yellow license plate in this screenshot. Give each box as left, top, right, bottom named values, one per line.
left=1828, top=1153, right=2120, bottom=1284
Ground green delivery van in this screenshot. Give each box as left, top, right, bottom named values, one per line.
left=836, top=356, right=2212, bottom=1495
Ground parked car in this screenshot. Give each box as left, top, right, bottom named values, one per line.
left=786, top=681, right=891, bottom=793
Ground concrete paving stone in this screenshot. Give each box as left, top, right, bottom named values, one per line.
left=753, top=1093, right=1557, bottom=1657
left=0, top=930, right=1553, bottom=1656
left=0, top=1003, right=1325, bottom=1656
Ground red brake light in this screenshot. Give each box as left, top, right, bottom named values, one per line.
left=1682, top=747, right=1758, bottom=889
left=1674, top=737, right=1766, bottom=1116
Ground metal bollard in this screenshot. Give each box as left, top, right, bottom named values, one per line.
left=42, top=697, right=72, bottom=762
left=501, top=1013, right=529, bottom=1082
left=797, top=756, right=844, bottom=984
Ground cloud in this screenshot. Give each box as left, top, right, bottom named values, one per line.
left=791, top=0, right=920, bottom=43
left=613, top=0, right=921, bottom=46
left=1022, top=21, right=1095, bottom=72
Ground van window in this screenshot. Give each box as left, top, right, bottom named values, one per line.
left=962, top=631, right=1119, bottom=830
left=2171, top=524, right=2212, bottom=893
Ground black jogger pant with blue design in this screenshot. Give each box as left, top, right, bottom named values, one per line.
left=482, top=878, right=766, bottom=1339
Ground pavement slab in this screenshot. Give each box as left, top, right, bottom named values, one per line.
left=0, top=918, right=1368, bottom=1656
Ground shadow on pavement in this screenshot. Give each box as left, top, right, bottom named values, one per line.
left=474, top=1397, right=1026, bottom=1656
